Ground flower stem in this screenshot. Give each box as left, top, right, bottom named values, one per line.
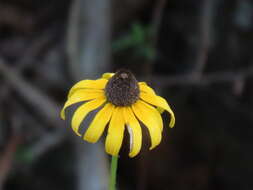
left=109, top=156, right=118, bottom=190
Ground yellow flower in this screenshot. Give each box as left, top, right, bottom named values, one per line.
left=61, top=70, right=175, bottom=157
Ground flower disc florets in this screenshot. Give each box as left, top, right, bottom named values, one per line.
left=105, top=70, right=140, bottom=106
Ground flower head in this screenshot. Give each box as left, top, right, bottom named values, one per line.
left=61, top=70, right=175, bottom=157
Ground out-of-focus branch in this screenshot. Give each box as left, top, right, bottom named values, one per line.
left=152, top=65, right=253, bottom=86
left=0, top=59, right=60, bottom=127
left=0, top=84, right=10, bottom=104
left=66, top=0, right=110, bottom=189
left=191, top=0, right=214, bottom=79
left=17, top=32, right=55, bottom=71
left=67, top=0, right=111, bottom=80
left=0, top=59, right=68, bottom=163
left=144, top=0, right=167, bottom=80
left=0, top=33, right=55, bottom=109
left=151, top=0, right=166, bottom=44
left=0, top=134, right=21, bottom=189
left=0, top=106, right=23, bottom=189
left=12, top=99, right=67, bottom=162
left=28, top=130, right=66, bottom=162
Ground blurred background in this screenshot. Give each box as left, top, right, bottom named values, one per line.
left=0, top=0, right=253, bottom=189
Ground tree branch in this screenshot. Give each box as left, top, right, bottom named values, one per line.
left=152, top=66, right=253, bottom=86
left=66, top=0, right=111, bottom=189
left=191, top=0, right=214, bottom=79
left=0, top=59, right=60, bottom=127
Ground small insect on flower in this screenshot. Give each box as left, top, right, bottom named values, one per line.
left=61, top=69, right=175, bottom=157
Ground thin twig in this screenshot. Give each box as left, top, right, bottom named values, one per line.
left=191, top=0, right=213, bottom=79
left=144, top=0, right=167, bottom=81
left=152, top=65, right=253, bottom=86
left=151, top=0, right=167, bottom=43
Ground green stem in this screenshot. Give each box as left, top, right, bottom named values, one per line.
left=109, top=156, right=118, bottom=190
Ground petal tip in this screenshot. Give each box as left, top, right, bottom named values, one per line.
left=71, top=122, right=82, bottom=137
left=73, top=130, right=82, bottom=137
left=129, top=153, right=137, bottom=158
left=60, top=109, right=66, bottom=120
left=169, top=115, right=176, bottom=128
left=83, top=135, right=98, bottom=143
left=169, top=123, right=175, bottom=128
left=102, top=73, right=114, bottom=79
left=61, top=115, right=65, bottom=120
left=149, top=146, right=156, bottom=150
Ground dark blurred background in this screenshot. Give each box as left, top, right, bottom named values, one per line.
left=0, top=0, right=253, bottom=189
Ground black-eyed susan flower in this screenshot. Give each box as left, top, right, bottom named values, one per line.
left=61, top=70, right=175, bottom=157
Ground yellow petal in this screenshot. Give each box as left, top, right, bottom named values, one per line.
left=83, top=103, right=115, bottom=143
left=123, top=107, right=142, bottom=157
left=139, top=83, right=166, bottom=114
left=68, top=78, right=108, bottom=98
left=71, top=97, right=106, bottom=136
left=102, top=73, right=114, bottom=79
left=140, top=92, right=175, bottom=128
left=60, top=89, right=104, bottom=120
left=105, top=107, right=125, bottom=156
left=132, top=100, right=162, bottom=150
left=157, top=107, right=165, bottom=114
left=139, top=82, right=156, bottom=95
left=156, top=96, right=175, bottom=127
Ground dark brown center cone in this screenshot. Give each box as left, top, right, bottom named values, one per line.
left=105, top=69, right=140, bottom=106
